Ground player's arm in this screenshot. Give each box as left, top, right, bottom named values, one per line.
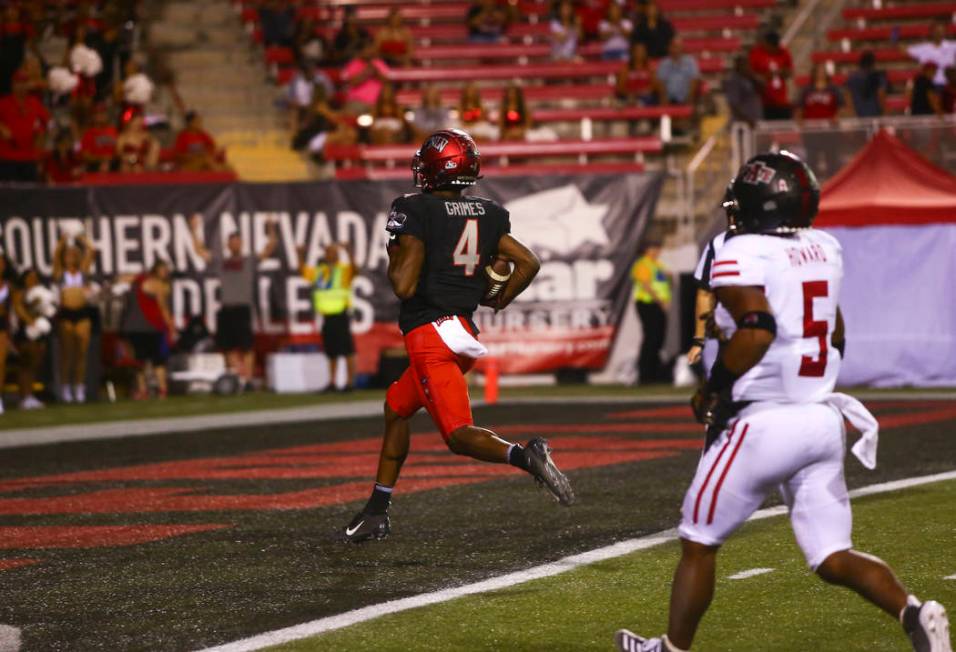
left=687, top=286, right=714, bottom=363
left=492, top=233, right=540, bottom=311
left=833, top=306, right=846, bottom=357
left=691, top=285, right=776, bottom=424
left=387, top=234, right=424, bottom=300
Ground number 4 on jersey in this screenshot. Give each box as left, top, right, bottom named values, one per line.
left=453, top=219, right=480, bottom=276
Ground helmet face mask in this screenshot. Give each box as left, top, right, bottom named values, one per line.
left=729, top=150, right=820, bottom=235
left=412, top=128, right=482, bottom=192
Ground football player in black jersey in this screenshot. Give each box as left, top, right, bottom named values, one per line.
left=344, top=129, right=575, bottom=543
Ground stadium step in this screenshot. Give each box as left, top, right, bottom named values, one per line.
left=146, top=0, right=306, bottom=181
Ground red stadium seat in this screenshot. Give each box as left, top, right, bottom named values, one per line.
left=828, top=23, right=956, bottom=42
left=265, top=46, right=295, bottom=66
left=335, top=161, right=648, bottom=181
left=811, top=48, right=911, bottom=66
left=794, top=69, right=916, bottom=86
left=842, top=3, right=956, bottom=22
left=413, top=38, right=741, bottom=63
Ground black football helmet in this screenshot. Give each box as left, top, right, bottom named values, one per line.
left=729, top=151, right=820, bottom=234
left=411, top=128, right=481, bottom=191
left=721, top=181, right=738, bottom=231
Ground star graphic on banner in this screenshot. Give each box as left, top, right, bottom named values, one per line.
left=505, top=185, right=609, bottom=260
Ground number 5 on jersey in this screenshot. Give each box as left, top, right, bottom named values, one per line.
left=453, top=219, right=480, bottom=276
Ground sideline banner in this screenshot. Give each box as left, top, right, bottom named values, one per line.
left=0, top=173, right=662, bottom=374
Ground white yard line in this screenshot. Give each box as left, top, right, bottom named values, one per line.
left=197, top=469, right=956, bottom=652
left=727, top=568, right=775, bottom=580
left=945, top=574, right=956, bottom=580
left=0, top=624, right=22, bottom=652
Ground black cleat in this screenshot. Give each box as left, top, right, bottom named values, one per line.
left=343, top=511, right=390, bottom=543
left=525, top=437, right=575, bottom=506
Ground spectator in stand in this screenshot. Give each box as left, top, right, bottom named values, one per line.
left=616, top=42, right=663, bottom=105
left=942, top=67, right=956, bottom=114
left=369, top=83, right=408, bottom=145
left=798, top=64, right=844, bottom=122
left=723, top=54, right=763, bottom=125
left=467, top=0, right=509, bottom=44
left=190, top=215, right=279, bottom=391
left=259, top=0, right=296, bottom=48
left=599, top=2, right=633, bottom=62
left=748, top=30, right=793, bottom=120
left=909, top=62, right=943, bottom=116
left=657, top=38, right=700, bottom=106
left=845, top=51, right=889, bottom=118
left=292, top=18, right=326, bottom=67
left=332, top=7, right=371, bottom=66
left=455, top=82, right=498, bottom=140
left=0, top=254, right=10, bottom=414
left=292, top=86, right=358, bottom=161
left=120, top=260, right=175, bottom=400
left=174, top=111, right=229, bottom=172
left=13, top=268, right=53, bottom=410
left=0, top=69, right=50, bottom=182
left=631, top=1, right=674, bottom=59
left=79, top=103, right=118, bottom=172
left=410, top=86, right=451, bottom=141
left=577, top=0, right=608, bottom=42
left=906, top=19, right=956, bottom=87
left=341, top=38, right=390, bottom=116
left=498, top=83, right=532, bottom=141
left=44, top=131, right=83, bottom=183
left=550, top=0, right=582, bottom=62
left=115, top=113, right=158, bottom=173
left=285, top=61, right=334, bottom=133
left=52, top=232, right=96, bottom=403
left=298, top=242, right=358, bottom=392
left=375, top=8, right=413, bottom=68
left=0, top=4, right=33, bottom=95
left=798, top=64, right=845, bottom=177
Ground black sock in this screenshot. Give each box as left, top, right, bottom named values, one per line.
left=901, top=603, right=921, bottom=634
left=364, top=483, right=392, bottom=515
left=508, top=444, right=530, bottom=472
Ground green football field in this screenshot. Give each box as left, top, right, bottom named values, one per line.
left=280, top=478, right=956, bottom=652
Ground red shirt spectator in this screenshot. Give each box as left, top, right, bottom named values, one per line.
left=0, top=74, right=50, bottom=162
left=175, top=128, right=215, bottom=159
left=80, top=118, right=118, bottom=170
left=44, top=134, right=84, bottom=183
left=749, top=31, right=793, bottom=119
left=174, top=111, right=227, bottom=171
left=799, top=66, right=844, bottom=120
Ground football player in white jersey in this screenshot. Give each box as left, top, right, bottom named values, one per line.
left=687, top=184, right=736, bottom=374
left=616, top=152, right=951, bottom=652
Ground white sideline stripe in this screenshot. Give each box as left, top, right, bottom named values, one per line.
left=945, top=574, right=956, bottom=580
left=727, top=568, right=775, bottom=580
left=197, top=469, right=956, bottom=652
left=0, top=624, right=22, bottom=652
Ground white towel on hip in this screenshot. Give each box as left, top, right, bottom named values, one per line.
left=432, top=317, right=488, bottom=359
left=822, top=392, right=880, bottom=470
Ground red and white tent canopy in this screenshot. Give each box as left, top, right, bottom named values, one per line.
left=816, top=129, right=956, bottom=227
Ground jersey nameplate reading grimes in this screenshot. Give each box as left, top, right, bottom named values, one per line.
left=444, top=202, right=486, bottom=216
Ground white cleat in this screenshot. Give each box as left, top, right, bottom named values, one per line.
left=909, top=601, right=952, bottom=652
left=60, top=384, right=74, bottom=403
left=20, top=395, right=44, bottom=410
left=73, top=384, right=86, bottom=404
left=615, top=629, right=664, bottom=652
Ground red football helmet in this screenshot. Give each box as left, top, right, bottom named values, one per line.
left=411, top=128, right=481, bottom=191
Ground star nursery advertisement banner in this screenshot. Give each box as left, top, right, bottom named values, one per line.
left=0, top=173, right=662, bottom=374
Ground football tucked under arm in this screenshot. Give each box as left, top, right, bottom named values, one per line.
left=482, top=256, right=513, bottom=304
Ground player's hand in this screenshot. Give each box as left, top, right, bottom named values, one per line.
left=690, top=385, right=719, bottom=425
left=687, top=344, right=703, bottom=365
left=479, top=295, right=501, bottom=312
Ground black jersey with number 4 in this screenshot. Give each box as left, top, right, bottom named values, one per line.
left=386, top=192, right=511, bottom=335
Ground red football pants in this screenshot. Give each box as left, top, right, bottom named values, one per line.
left=385, top=318, right=477, bottom=442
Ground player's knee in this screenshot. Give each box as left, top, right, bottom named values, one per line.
left=815, top=550, right=851, bottom=585
left=446, top=427, right=471, bottom=456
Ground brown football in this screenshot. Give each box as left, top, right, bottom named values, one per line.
left=483, top=256, right=513, bottom=301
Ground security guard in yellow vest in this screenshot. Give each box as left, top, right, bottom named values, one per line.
left=300, top=242, right=357, bottom=391
left=631, top=238, right=672, bottom=384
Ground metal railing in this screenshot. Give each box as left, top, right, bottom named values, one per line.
left=733, top=115, right=956, bottom=184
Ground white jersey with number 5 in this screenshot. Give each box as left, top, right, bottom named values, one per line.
left=709, top=229, right=843, bottom=403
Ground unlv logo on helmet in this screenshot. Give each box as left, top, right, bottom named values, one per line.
left=741, top=161, right=776, bottom=185
left=428, top=135, right=449, bottom=153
